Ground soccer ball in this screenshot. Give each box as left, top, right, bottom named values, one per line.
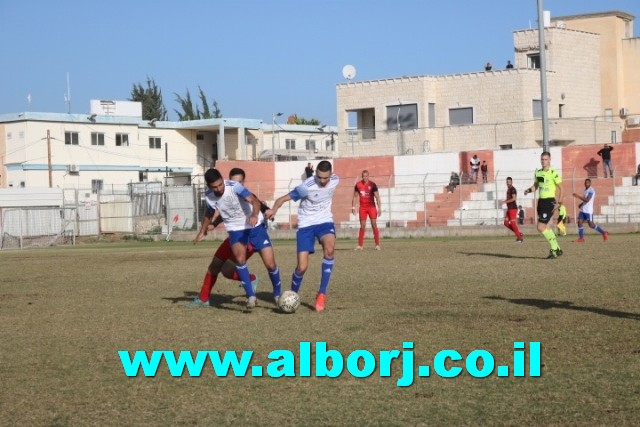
left=278, top=290, right=301, bottom=314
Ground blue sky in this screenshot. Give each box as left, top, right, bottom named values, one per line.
left=1, top=0, right=638, bottom=125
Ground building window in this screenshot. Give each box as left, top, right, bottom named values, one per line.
left=65, top=131, right=79, bottom=145
left=449, top=107, right=474, bottom=125
left=386, top=104, right=418, bottom=130
left=305, top=140, right=316, bottom=151
left=91, top=132, right=105, bottom=146
left=116, top=133, right=129, bottom=146
left=326, top=138, right=335, bottom=151
left=285, top=139, right=296, bottom=150
left=91, top=179, right=103, bottom=194
left=559, top=104, right=565, bottom=118
left=604, top=108, right=613, bottom=122
left=196, top=133, right=204, bottom=140
left=428, top=103, right=435, bottom=128
left=532, top=100, right=542, bottom=118
left=149, top=136, right=162, bottom=149
left=611, top=131, right=617, bottom=144
left=139, top=170, right=148, bottom=182
left=6, top=132, right=11, bottom=140
left=528, top=54, right=540, bottom=69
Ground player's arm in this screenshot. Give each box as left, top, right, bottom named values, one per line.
left=194, top=208, right=214, bottom=244
left=351, top=187, right=359, bottom=213
left=374, top=190, right=382, bottom=215
left=572, top=190, right=590, bottom=203
left=555, top=182, right=563, bottom=203
left=243, top=193, right=262, bottom=227
left=266, top=193, right=292, bottom=219
left=524, top=181, right=538, bottom=195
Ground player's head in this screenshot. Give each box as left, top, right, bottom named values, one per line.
left=540, top=151, right=551, bottom=169
left=204, top=168, right=225, bottom=196
left=361, top=170, right=370, bottom=182
left=584, top=178, right=591, bottom=188
left=506, top=176, right=513, bottom=187
left=315, top=161, right=332, bottom=187
left=229, top=167, right=245, bottom=184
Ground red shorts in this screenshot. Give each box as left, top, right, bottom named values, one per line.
left=505, top=208, right=518, bottom=222
left=358, top=206, right=378, bottom=221
left=213, top=238, right=255, bottom=263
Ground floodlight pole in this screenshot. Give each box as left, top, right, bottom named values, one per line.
left=537, top=0, right=550, bottom=152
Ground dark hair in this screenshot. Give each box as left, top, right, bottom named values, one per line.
left=204, top=168, right=223, bottom=184
left=317, top=160, right=332, bottom=173
left=506, top=176, right=512, bottom=181
left=541, top=151, right=551, bottom=157
left=229, top=167, right=245, bottom=180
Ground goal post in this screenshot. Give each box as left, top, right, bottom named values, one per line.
left=0, top=207, right=77, bottom=250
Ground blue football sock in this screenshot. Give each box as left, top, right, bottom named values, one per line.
left=578, top=226, right=584, bottom=238
left=319, top=257, right=335, bottom=295
left=235, top=264, right=255, bottom=297
left=269, top=266, right=282, bottom=297
left=594, top=225, right=605, bottom=234
left=291, top=270, right=304, bottom=293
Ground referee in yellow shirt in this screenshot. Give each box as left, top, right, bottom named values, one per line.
left=524, top=151, right=563, bottom=259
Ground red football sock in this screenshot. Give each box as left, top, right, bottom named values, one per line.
left=198, top=271, right=217, bottom=302
left=373, top=227, right=380, bottom=245
left=358, top=228, right=365, bottom=246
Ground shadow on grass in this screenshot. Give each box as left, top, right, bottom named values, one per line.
left=162, top=290, right=280, bottom=313
left=459, top=251, right=540, bottom=259
left=484, top=295, right=640, bottom=321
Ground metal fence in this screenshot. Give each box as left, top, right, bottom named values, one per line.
left=1, top=168, right=638, bottom=249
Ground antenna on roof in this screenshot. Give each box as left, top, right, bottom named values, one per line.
left=64, top=72, right=71, bottom=113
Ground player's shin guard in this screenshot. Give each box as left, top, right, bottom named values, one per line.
left=578, top=226, right=585, bottom=239
left=542, top=228, right=560, bottom=250
left=291, top=270, right=304, bottom=293
left=199, top=271, right=216, bottom=302
left=373, top=227, right=380, bottom=246
left=268, top=266, right=282, bottom=297
left=358, top=228, right=365, bottom=247
left=594, top=224, right=605, bottom=234
left=235, top=263, right=255, bottom=297
left=319, top=257, right=335, bottom=295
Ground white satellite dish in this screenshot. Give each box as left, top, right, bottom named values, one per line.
left=342, top=64, right=356, bottom=81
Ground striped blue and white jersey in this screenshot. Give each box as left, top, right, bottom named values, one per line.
left=289, top=174, right=340, bottom=228
left=204, top=180, right=264, bottom=231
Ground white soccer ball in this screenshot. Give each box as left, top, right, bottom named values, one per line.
left=278, top=290, right=301, bottom=314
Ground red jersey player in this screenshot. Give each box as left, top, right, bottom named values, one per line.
left=352, top=169, right=382, bottom=250
left=501, top=177, right=524, bottom=243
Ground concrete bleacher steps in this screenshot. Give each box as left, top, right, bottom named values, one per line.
left=270, top=175, right=639, bottom=229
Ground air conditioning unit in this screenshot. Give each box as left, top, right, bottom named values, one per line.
left=627, top=117, right=640, bottom=127
left=619, top=108, right=629, bottom=117
left=68, top=164, right=79, bottom=173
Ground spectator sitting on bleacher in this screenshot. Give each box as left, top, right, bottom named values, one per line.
left=448, top=172, right=460, bottom=193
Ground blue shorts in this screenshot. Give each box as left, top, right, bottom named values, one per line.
left=296, top=222, right=335, bottom=253
left=578, top=212, right=594, bottom=222
left=228, top=224, right=273, bottom=251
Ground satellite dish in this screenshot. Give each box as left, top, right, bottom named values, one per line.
left=342, top=64, right=356, bottom=81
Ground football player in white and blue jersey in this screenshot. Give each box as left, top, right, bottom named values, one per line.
left=267, top=161, right=339, bottom=312
left=572, top=178, right=609, bottom=243
left=199, top=168, right=282, bottom=310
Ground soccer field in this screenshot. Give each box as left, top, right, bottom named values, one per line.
left=1, top=235, right=639, bottom=426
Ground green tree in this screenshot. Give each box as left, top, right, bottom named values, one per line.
left=175, top=87, right=222, bottom=121
left=287, top=114, right=321, bottom=126
left=130, top=77, right=168, bottom=121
